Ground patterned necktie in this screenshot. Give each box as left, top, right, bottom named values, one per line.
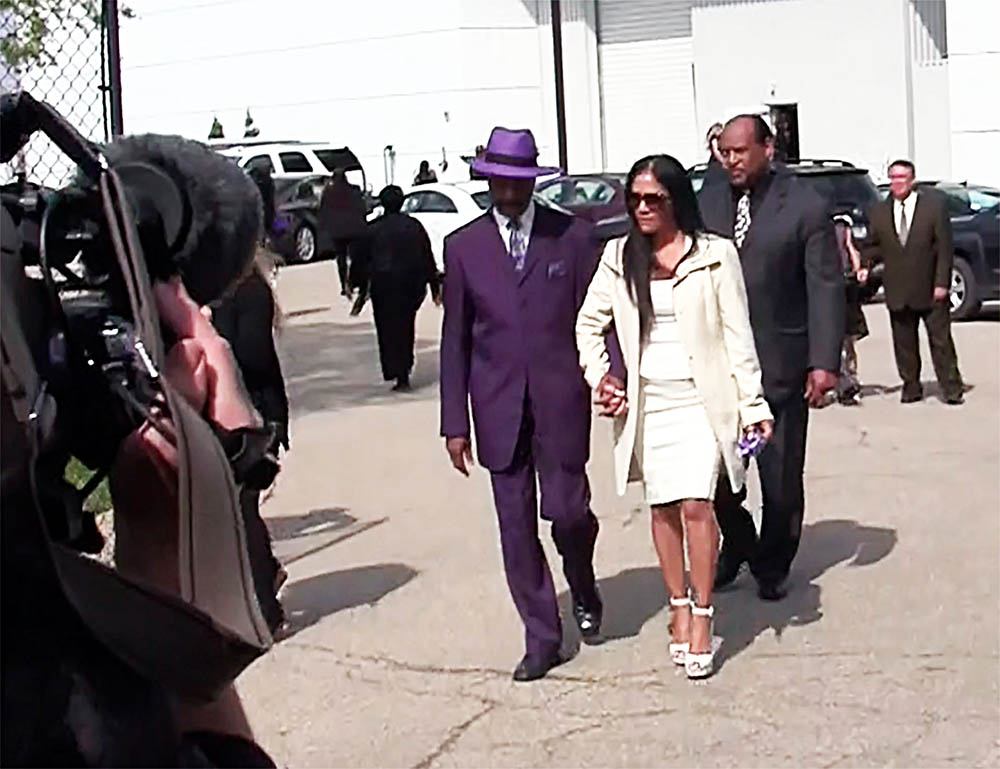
left=734, top=191, right=751, bottom=249
left=508, top=217, right=526, bottom=271
left=898, top=202, right=909, bottom=246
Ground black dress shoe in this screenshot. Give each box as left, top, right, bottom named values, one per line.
left=572, top=599, right=603, bottom=642
left=757, top=579, right=788, bottom=601
left=944, top=393, right=964, bottom=405
left=900, top=388, right=923, bottom=404
left=512, top=652, right=562, bottom=682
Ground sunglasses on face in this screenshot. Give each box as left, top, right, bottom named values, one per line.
left=627, top=191, right=669, bottom=209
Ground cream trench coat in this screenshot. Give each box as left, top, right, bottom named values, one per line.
left=576, top=233, right=773, bottom=497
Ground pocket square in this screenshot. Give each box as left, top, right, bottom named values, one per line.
left=547, top=260, right=568, bottom=278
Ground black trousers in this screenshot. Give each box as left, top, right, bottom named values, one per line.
left=888, top=304, right=963, bottom=398
left=240, top=487, right=284, bottom=632
left=371, top=276, right=424, bottom=381
left=333, top=239, right=351, bottom=292
left=715, top=392, right=809, bottom=584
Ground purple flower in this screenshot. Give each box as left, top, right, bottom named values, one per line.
left=738, top=429, right=767, bottom=458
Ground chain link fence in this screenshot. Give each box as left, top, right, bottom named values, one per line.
left=1, top=1, right=113, bottom=188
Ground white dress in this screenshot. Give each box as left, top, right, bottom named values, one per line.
left=639, top=279, right=721, bottom=505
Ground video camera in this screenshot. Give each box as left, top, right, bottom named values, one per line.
left=1, top=92, right=275, bottom=708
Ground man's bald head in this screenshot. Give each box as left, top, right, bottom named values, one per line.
left=719, top=115, right=775, bottom=189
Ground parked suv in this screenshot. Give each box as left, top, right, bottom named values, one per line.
left=917, top=182, right=1000, bottom=319
left=690, top=159, right=882, bottom=292
left=221, top=142, right=368, bottom=189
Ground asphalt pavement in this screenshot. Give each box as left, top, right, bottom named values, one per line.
left=237, top=261, right=999, bottom=767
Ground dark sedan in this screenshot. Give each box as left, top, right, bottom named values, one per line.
left=270, top=175, right=328, bottom=263
left=535, top=173, right=628, bottom=242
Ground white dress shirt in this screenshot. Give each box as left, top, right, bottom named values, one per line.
left=492, top=200, right=536, bottom=253
left=894, top=191, right=918, bottom=237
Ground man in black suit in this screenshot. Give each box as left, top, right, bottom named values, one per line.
left=864, top=160, right=964, bottom=405
left=698, top=115, right=845, bottom=601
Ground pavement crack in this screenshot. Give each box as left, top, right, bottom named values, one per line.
left=412, top=702, right=496, bottom=769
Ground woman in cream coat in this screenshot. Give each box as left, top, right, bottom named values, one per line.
left=576, top=154, right=772, bottom=679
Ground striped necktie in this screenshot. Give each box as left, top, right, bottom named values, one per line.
left=508, top=217, right=526, bottom=271
left=734, top=191, right=751, bottom=249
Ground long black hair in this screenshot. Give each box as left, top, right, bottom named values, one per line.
left=622, top=154, right=705, bottom=340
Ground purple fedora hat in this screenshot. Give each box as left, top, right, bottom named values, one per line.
left=471, top=127, right=560, bottom=179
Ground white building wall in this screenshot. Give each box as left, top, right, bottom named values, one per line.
left=911, top=63, right=952, bottom=181
left=946, top=0, right=1000, bottom=186
left=120, top=0, right=563, bottom=189
left=556, top=1, right=604, bottom=173
left=596, top=0, right=699, bottom=171
left=692, top=0, right=914, bottom=180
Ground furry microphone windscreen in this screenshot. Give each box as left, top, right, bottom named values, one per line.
left=102, top=134, right=263, bottom=305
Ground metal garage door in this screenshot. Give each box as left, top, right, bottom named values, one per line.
left=597, top=0, right=700, bottom=171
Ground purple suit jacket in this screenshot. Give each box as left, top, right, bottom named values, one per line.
left=440, top=207, right=599, bottom=473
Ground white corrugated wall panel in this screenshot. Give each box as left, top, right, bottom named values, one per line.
left=598, top=36, right=699, bottom=171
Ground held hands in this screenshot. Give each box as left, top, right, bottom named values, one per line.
left=805, top=369, right=838, bottom=407
left=933, top=286, right=950, bottom=304
left=856, top=267, right=870, bottom=284
left=595, top=373, right=627, bottom=417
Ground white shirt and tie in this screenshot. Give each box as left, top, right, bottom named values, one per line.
left=492, top=200, right=536, bottom=270
left=894, top=191, right=918, bottom=246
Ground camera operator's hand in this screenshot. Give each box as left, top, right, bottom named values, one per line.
left=112, top=277, right=264, bottom=596
left=154, top=277, right=262, bottom=431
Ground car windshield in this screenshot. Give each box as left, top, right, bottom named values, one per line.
left=471, top=191, right=491, bottom=209
left=932, top=185, right=1000, bottom=215
left=968, top=188, right=1000, bottom=212
left=800, top=172, right=881, bottom=212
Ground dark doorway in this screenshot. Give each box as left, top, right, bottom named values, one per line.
left=769, top=103, right=800, bottom=163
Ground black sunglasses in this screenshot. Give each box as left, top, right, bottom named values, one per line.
left=626, top=191, right=669, bottom=209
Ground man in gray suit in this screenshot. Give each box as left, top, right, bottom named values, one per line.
left=698, top=115, right=845, bottom=601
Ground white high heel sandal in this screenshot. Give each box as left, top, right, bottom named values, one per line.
left=685, top=604, right=715, bottom=679
left=668, top=595, right=691, bottom=666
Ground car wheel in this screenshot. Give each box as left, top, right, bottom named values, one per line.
left=294, top=224, right=316, bottom=263
left=949, top=258, right=979, bottom=320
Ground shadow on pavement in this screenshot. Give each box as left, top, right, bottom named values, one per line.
left=859, top=381, right=974, bottom=400
left=713, top=518, right=897, bottom=671
left=556, top=519, right=897, bottom=667
left=559, top=567, right=669, bottom=647
left=280, top=319, right=439, bottom=415
left=278, top=563, right=418, bottom=639
left=267, top=507, right=354, bottom=541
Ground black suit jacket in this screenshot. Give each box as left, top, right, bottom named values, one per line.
left=863, top=192, right=952, bottom=312
left=698, top=165, right=845, bottom=403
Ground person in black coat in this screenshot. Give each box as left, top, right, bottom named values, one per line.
left=698, top=115, right=844, bottom=601
left=317, top=169, right=366, bottom=297
left=350, top=185, right=441, bottom=391
left=211, top=258, right=290, bottom=631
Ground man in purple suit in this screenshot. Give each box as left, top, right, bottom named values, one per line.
left=440, top=127, right=603, bottom=681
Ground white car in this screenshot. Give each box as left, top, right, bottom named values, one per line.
left=219, top=142, right=367, bottom=188
left=398, top=182, right=492, bottom=271
left=372, top=181, right=570, bottom=272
